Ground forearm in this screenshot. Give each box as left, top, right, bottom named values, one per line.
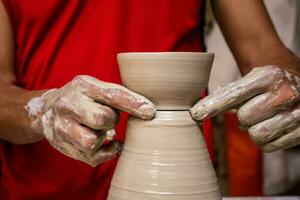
left=212, top=0, right=300, bottom=76
left=194, top=0, right=300, bottom=153
left=0, top=81, right=45, bottom=144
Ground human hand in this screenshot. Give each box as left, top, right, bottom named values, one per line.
left=26, top=75, right=156, bottom=166
left=190, top=66, right=300, bottom=152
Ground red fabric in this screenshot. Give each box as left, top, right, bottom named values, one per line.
left=0, top=1, right=208, bottom=199
left=224, top=112, right=263, bottom=196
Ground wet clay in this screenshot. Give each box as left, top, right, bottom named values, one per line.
left=107, top=52, right=221, bottom=200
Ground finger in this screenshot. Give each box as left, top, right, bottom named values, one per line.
left=54, top=117, right=106, bottom=152
left=237, top=83, right=299, bottom=126
left=261, top=127, right=300, bottom=152
left=72, top=75, right=156, bottom=120
left=105, top=129, right=116, bottom=141
left=249, top=104, right=300, bottom=145
left=190, top=66, right=285, bottom=120
left=90, top=141, right=123, bottom=167
left=55, top=92, right=118, bottom=130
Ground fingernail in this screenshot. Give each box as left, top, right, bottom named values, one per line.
left=138, top=104, right=157, bottom=120
left=189, top=106, right=208, bottom=120
left=105, top=129, right=116, bottom=141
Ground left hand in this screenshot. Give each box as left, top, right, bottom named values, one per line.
left=190, top=65, right=300, bottom=152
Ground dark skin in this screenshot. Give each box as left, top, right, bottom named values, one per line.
left=0, top=2, right=45, bottom=143
left=0, top=0, right=299, bottom=145
left=212, top=0, right=300, bottom=76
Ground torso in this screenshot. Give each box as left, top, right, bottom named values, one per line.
left=0, top=0, right=205, bottom=199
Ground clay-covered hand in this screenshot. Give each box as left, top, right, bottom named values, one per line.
left=190, top=66, right=300, bottom=152
left=25, top=75, right=156, bottom=166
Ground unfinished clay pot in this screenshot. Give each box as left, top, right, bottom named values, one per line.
left=107, top=52, right=221, bottom=200
left=117, top=52, right=214, bottom=110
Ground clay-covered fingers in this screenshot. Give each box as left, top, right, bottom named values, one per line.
left=54, top=92, right=118, bottom=131
left=237, top=82, right=299, bottom=126
left=260, top=127, right=300, bottom=152
left=190, top=66, right=288, bottom=120
left=249, top=104, right=300, bottom=150
left=189, top=65, right=300, bottom=153
left=26, top=76, right=134, bottom=166
left=53, top=117, right=106, bottom=152
left=89, top=141, right=123, bottom=167
left=71, top=75, right=156, bottom=119
left=52, top=137, right=122, bottom=167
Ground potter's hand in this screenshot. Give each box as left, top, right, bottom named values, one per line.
left=25, top=75, right=156, bottom=166
left=190, top=66, right=300, bottom=152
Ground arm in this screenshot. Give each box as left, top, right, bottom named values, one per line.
left=0, top=1, right=44, bottom=144
left=191, top=0, right=300, bottom=152
left=0, top=1, right=156, bottom=166
left=212, top=0, right=300, bottom=76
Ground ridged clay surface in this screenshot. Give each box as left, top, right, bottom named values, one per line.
left=118, top=52, right=214, bottom=110
left=108, top=111, right=221, bottom=200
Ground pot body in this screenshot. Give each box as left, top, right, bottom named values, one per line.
left=108, top=111, right=221, bottom=200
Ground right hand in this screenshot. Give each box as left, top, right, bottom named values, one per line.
left=190, top=66, right=300, bottom=152
left=25, top=75, right=156, bottom=166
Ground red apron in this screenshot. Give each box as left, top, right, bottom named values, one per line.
left=0, top=1, right=209, bottom=199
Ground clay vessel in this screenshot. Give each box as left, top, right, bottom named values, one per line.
left=107, top=52, right=221, bottom=200
left=117, top=52, right=214, bottom=110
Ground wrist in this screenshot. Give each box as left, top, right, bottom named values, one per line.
left=25, top=89, right=57, bottom=135
left=275, top=48, right=300, bottom=77
left=21, top=90, right=47, bottom=143
left=238, top=45, right=300, bottom=77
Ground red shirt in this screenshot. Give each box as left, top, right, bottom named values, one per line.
left=0, top=1, right=207, bottom=199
